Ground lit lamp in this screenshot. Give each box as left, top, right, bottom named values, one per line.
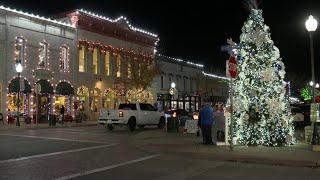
left=171, top=82, right=176, bottom=89
left=306, top=15, right=319, bottom=147
left=15, top=61, right=23, bottom=126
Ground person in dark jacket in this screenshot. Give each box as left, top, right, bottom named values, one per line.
left=60, top=105, right=65, bottom=124
left=200, top=103, right=215, bottom=145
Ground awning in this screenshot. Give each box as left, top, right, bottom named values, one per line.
left=36, top=79, right=53, bottom=94
left=56, top=82, right=74, bottom=96
left=8, top=78, right=31, bottom=94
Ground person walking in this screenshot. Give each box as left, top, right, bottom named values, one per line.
left=199, top=102, right=215, bottom=145
left=60, top=105, right=65, bottom=124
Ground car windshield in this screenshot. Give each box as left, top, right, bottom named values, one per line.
left=118, top=104, right=137, bottom=110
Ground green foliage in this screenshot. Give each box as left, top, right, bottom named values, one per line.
left=300, top=86, right=312, bottom=101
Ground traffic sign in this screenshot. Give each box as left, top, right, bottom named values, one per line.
left=228, top=56, right=237, bottom=78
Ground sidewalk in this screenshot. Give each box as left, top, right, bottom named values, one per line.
left=0, top=121, right=98, bottom=130
left=130, top=129, right=320, bottom=168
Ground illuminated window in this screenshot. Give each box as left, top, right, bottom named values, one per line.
left=14, top=37, right=26, bottom=66
left=39, top=42, right=49, bottom=69
left=79, top=45, right=86, bottom=72
left=93, top=48, right=98, bottom=74
left=105, top=52, right=110, bottom=76
left=128, top=62, right=131, bottom=78
left=60, top=46, right=68, bottom=71
left=116, top=54, right=121, bottom=77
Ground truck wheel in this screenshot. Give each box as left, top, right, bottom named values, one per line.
left=107, top=124, right=114, bottom=131
left=158, top=117, right=166, bottom=129
left=128, top=117, right=136, bottom=131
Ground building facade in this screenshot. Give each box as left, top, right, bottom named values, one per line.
left=0, top=6, right=77, bottom=123
left=154, top=54, right=228, bottom=112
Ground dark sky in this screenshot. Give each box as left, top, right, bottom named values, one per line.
left=2, top=0, right=320, bottom=85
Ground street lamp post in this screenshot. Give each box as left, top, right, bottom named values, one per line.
left=306, top=15, right=319, bottom=146
left=15, top=61, right=23, bottom=126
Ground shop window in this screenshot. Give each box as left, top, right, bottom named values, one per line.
left=116, top=54, right=121, bottom=77
left=79, top=45, right=86, bottom=72
left=128, top=62, right=131, bottom=79
left=93, top=48, right=98, bottom=74
left=39, top=42, right=49, bottom=69
left=7, top=94, right=25, bottom=113
left=14, top=37, right=26, bottom=66
left=105, top=52, right=110, bottom=76
left=54, top=96, right=66, bottom=113
left=60, top=46, right=69, bottom=71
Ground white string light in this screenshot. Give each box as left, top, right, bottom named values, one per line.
left=157, top=54, right=204, bottom=68
left=77, top=9, right=158, bottom=38
left=0, top=5, right=74, bottom=28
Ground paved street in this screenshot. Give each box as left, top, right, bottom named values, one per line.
left=0, top=126, right=319, bottom=180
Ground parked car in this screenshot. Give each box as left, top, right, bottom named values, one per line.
left=164, top=109, right=193, bottom=126
left=99, top=103, right=165, bottom=131
left=291, top=106, right=305, bottom=126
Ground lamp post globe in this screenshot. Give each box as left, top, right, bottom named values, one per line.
left=171, top=82, right=176, bottom=89
left=15, top=62, right=23, bottom=126
left=15, top=63, right=23, bottom=73
left=310, top=81, right=314, bottom=87
left=306, top=15, right=318, bottom=32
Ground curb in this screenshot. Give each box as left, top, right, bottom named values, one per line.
left=0, top=122, right=98, bottom=130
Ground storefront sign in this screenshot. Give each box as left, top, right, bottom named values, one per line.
left=33, top=69, right=53, bottom=80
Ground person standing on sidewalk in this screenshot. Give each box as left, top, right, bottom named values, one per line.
left=199, top=102, right=215, bottom=145
left=60, top=105, right=65, bottom=124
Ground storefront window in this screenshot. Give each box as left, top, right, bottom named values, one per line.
left=79, top=45, right=86, bottom=72
left=14, top=37, right=26, bottom=66
left=105, top=52, right=110, bottom=76
left=93, top=48, right=98, bottom=74
left=39, top=42, right=49, bottom=69
left=7, top=94, right=25, bottom=113
left=54, top=96, right=67, bottom=113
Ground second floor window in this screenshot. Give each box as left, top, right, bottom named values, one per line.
left=39, top=42, right=49, bottom=69
left=93, top=48, right=98, bottom=74
left=116, top=54, right=121, bottom=77
left=14, top=37, right=26, bottom=66
left=60, top=46, right=68, bottom=71
left=128, top=62, right=131, bottom=79
left=79, top=45, right=86, bottom=72
left=105, top=52, right=110, bottom=76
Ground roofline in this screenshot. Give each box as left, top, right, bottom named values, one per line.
left=0, top=5, right=75, bottom=28
left=156, top=54, right=204, bottom=68
left=77, top=9, right=158, bottom=38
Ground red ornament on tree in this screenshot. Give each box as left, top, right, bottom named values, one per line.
left=229, top=56, right=237, bottom=78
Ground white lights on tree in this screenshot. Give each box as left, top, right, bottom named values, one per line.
left=305, top=15, right=318, bottom=32
left=232, top=9, right=294, bottom=146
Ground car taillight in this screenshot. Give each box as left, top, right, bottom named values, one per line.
left=119, top=111, right=123, bottom=117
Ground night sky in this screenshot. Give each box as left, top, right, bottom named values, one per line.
left=1, top=0, right=320, bottom=87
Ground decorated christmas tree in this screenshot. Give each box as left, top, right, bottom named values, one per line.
left=232, top=9, right=294, bottom=146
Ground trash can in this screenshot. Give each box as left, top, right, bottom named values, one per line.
left=49, top=115, right=56, bottom=126
left=167, top=117, right=179, bottom=132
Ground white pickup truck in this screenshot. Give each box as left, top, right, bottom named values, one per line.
left=98, top=103, right=165, bottom=131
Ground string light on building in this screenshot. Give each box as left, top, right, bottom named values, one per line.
left=0, top=5, right=74, bottom=28
left=157, top=54, right=204, bottom=68
left=77, top=9, right=158, bottom=38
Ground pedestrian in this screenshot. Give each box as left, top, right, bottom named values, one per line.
left=199, top=102, right=215, bottom=145
left=60, top=105, right=65, bottom=124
